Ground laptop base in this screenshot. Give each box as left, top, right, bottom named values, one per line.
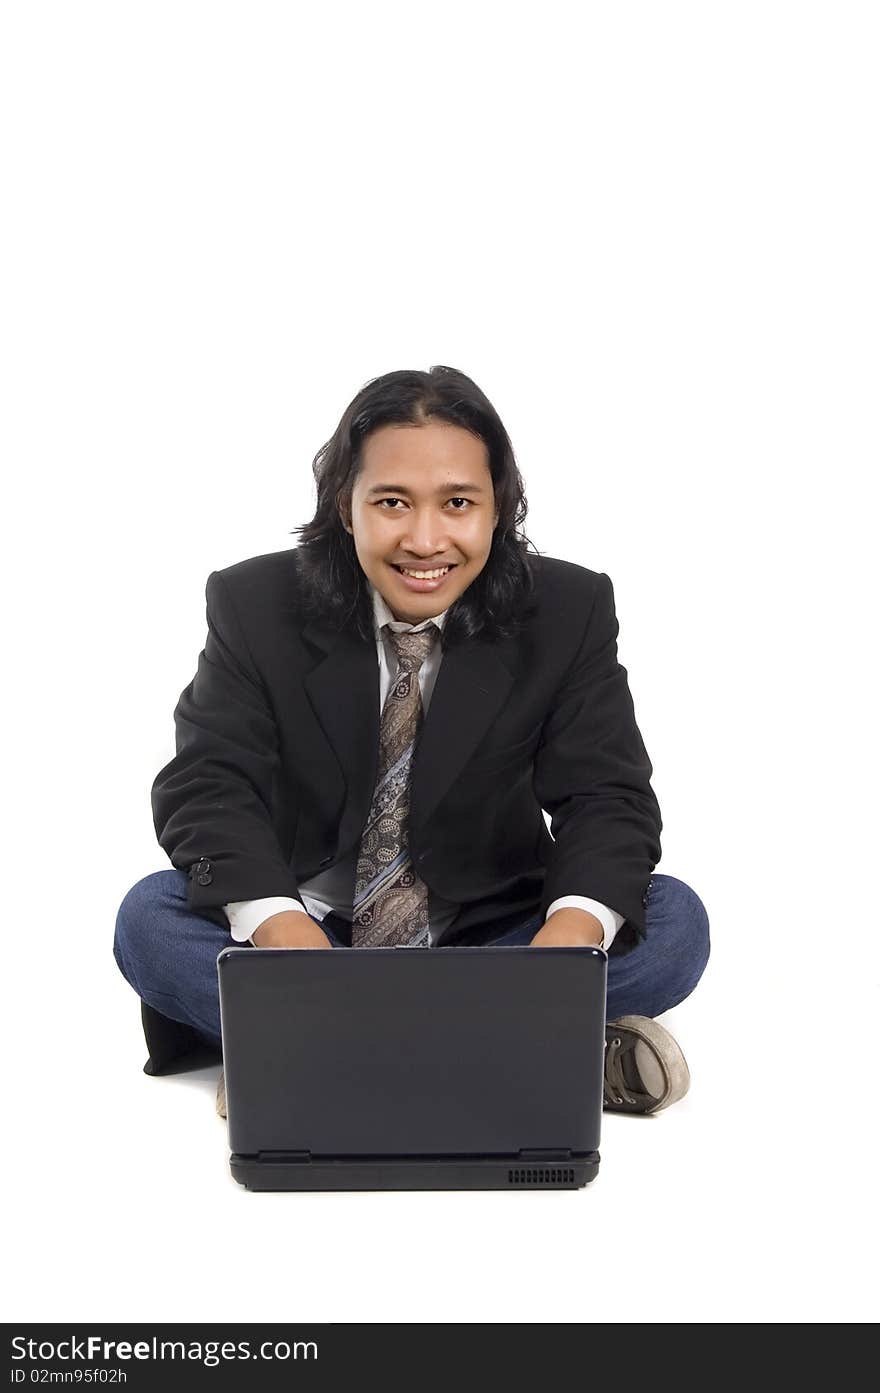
left=230, top=1151, right=600, bottom=1191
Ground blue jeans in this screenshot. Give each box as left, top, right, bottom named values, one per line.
left=113, top=870, right=710, bottom=1048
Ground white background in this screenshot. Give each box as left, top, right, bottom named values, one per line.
left=3, top=1, right=877, bottom=1324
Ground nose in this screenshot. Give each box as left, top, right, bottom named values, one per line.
left=400, top=508, right=451, bottom=555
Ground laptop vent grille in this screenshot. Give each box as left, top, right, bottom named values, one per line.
left=508, top=1167, right=575, bottom=1186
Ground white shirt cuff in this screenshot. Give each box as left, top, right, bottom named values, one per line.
left=545, top=896, right=624, bottom=950
left=223, top=897, right=310, bottom=945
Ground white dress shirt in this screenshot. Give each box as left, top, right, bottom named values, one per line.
left=225, top=582, right=624, bottom=949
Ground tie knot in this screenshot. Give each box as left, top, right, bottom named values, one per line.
left=386, top=623, right=438, bottom=674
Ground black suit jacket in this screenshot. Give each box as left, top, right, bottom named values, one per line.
left=151, top=548, right=662, bottom=956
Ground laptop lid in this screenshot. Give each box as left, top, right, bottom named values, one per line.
left=217, top=945, right=607, bottom=1161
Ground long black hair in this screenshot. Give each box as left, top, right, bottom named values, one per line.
left=291, top=365, right=539, bottom=648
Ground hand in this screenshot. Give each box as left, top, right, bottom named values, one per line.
left=251, top=910, right=333, bottom=949
left=530, top=908, right=605, bottom=948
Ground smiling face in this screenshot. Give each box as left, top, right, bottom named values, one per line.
left=342, top=420, right=499, bottom=624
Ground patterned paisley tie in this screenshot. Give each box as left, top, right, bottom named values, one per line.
left=351, top=623, right=439, bottom=948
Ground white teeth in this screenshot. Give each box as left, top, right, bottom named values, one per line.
left=399, top=566, right=450, bottom=579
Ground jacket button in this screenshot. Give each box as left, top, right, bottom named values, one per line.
left=192, top=857, right=212, bottom=886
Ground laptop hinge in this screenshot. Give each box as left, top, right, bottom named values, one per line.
left=257, top=1150, right=312, bottom=1163
left=517, top=1148, right=573, bottom=1162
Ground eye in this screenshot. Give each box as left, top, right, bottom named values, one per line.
left=375, top=497, right=472, bottom=510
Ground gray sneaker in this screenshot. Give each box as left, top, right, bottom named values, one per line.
left=603, top=1016, right=690, bottom=1114
left=216, top=1069, right=227, bottom=1119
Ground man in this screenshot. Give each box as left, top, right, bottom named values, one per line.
left=114, top=366, right=710, bottom=1118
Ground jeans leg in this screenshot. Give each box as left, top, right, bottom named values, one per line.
left=114, top=869, right=234, bottom=1047
left=606, top=873, right=710, bottom=1019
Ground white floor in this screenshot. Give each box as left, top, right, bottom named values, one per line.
left=7, top=907, right=875, bottom=1325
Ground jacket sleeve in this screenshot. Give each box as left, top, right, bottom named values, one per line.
left=533, top=571, right=662, bottom=950
left=151, top=569, right=301, bottom=913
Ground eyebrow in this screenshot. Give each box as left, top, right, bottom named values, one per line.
left=364, top=482, right=487, bottom=498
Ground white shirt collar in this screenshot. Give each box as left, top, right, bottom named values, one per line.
left=370, top=581, right=450, bottom=635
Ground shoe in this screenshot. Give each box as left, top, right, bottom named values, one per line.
left=603, top=1016, right=690, bottom=1114
left=216, top=1069, right=227, bottom=1119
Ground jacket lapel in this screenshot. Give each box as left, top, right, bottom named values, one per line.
left=302, top=617, right=517, bottom=851
left=409, top=638, right=516, bottom=833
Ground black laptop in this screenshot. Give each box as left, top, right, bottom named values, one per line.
left=217, top=943, right=607, bottom=1191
